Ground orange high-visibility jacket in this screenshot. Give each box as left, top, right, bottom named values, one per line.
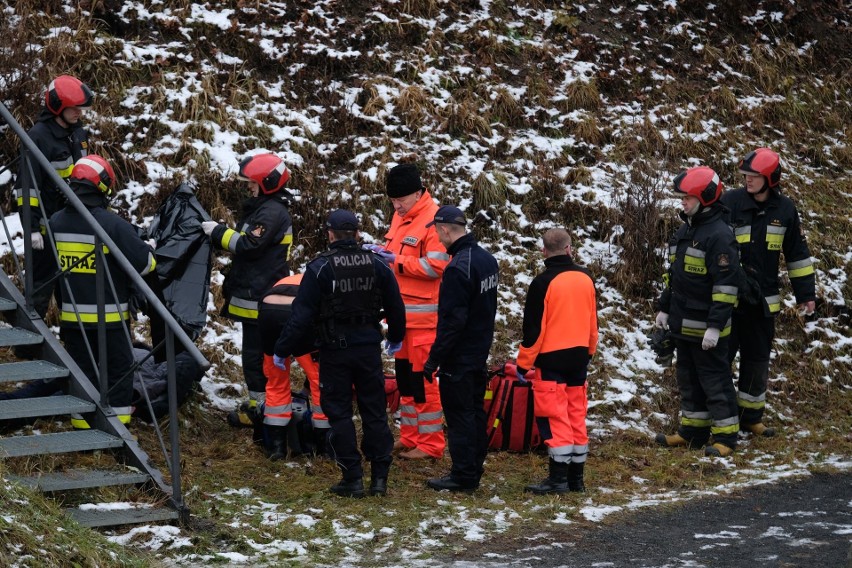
left=384, top=191, right=449, bottom=329
left=517, top=256, right=598, bottom=373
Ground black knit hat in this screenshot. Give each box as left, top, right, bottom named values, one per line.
left=386, top=163, right=423, bottom=198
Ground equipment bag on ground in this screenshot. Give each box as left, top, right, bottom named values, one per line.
left=484, top=362, right=542, bottom=452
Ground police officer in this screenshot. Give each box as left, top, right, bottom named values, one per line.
left=50, top=155, right=157, bottom=427
left=273, top=209, right=405, bottom=497
left=655, top=167, right=740, bottom=457
left=15, top=75, right=93, bottom=322
left=422, top=205, right=499, bottom=492
left=721, top=148, right=816, bottom=437
left=202, top=153, right=294, bottom=433
left=518, top=228, right=598, bottom=494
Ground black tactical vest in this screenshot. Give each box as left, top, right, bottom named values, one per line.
left=318, top=247, right=381, bottom=343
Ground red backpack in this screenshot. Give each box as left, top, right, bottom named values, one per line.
left=484, top=362, right=542, bottom=452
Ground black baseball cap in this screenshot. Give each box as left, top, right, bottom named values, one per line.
left=425, top=205, right=466, bottom=227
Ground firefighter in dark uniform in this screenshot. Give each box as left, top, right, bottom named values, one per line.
left=721, top=148, right=816, bottom=437
left=273, top=209, right=406, bottom=498
left=422, top=205, right=499, bottom=493
left=655, top=167, right=740, bottom=457
left=202, top=153, right=294, bottom=431
left=14, top=75, right=93, bottom=321
left=50, top=155, right=157, bottom=427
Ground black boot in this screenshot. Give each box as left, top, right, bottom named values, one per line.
left=265, top=425, right=288, bottom=461
left=568, top=461, right=585, bottom=493
left=524, top=459, right=569, bottom=495
left=312, top=427, right=330, bottom=457
left=330, top=478, right=365, bottom=498
left=369, top=477, right=388, bottom=496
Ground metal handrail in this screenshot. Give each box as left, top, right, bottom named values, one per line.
left=0, top=101, right=208, bottom=518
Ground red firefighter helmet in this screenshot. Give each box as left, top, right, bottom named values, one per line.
left=45, top=75, right=94, bottom=115
left=672, top=166, right=723, bottom=206
left=237, top=153, right=290, bottom=194
left=70, top=155, right=116, bottom=196
left=739, top=147, right=781, bottom=188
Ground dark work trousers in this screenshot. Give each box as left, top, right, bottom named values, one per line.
left=319, top=343, right=393, bottom=482
left=31, top=247, right=60, bottom=319
left=438, top=368, right=488, bottom=486
left=728, top=303, right=775, bottom=427
left=61, top=325, right=135, bottom=408
left=675, top=338, right=739, bottom=450
left=241, top=319, right=265, bottom=400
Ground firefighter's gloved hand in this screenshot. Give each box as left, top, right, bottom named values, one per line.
left=655, top=311, right=669, bottom=330
left=800, top=300, right=816, bottom=316
left=201, top=220, right=219, bottom=236
left=273, top=354, right=288, bottom=370
left=385, top=340, right=403, bottom=356
left=702, top=327, right=720, bottom=351
left=423, top=360, right=437, bottom=382
left=31, top=232, right=44, bottom=251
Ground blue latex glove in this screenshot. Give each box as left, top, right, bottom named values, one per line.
left=385, top=340, right=403, bottom=356
left=364, top=243, right=396, bottom=264
left=517, top=370, right=527, bottom=383
left=273, top=354, right=288, bottom=370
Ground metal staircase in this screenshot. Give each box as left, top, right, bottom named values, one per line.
left=0, top=272, right=182, bottom=528
left=0, top=101, right=209, bottom=529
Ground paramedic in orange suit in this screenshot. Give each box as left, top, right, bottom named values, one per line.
left=365, top=162, right=448, bottom=460
left=516, top=228, right=598, bottom=494
left=258, top=273, right=328, bottom=460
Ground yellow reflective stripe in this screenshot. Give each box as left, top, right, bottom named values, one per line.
left=280, top=233, right=293, bottom=245
left=222, top=229, right=239, bottom=252
left=766, top=295, right=781, bottom=313
left=766, top=226, right=785, bottom=250
left=682, top=417, right=713, bottom=427
left=228, top=297, right=259, bottom=319
left=60, top=310, right=129, bottom=323
left=738, top=398, right=765, bottom=410
left=711, top=423, right=739, bottom=435
left=787, top=258, right=814, bottom=278
left=16, top=196, right=40, bottom=207
left=56, top=163, right=74, bottom=179
left=140, top=253, right=157, bottom=276
left=712, top=292, right=738, bottom=304
left=484, top=390, right=494, bottom=401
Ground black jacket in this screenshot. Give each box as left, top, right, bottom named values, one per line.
left=659, top=205, right=739, bottom=343
left=212, top=193, right=293, bottom=322
left=49, top=183, right=156, bottom=328
left=15, top=109, right=89, bottom=232
left=426, top=232, right=499, bottom=374
left=274, top=240, right=405, bottom=356
left=721, top=187, right=815, bottom=316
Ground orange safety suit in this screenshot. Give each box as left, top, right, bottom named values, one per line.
left=384, top=190, right=449, bottom=457
left=516, top=255, right=598, bottom=465
left=260, top=274, right=328, bottom=429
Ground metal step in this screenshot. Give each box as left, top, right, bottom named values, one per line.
left=66, top=506, right=179, bottom=528
left=0, top=360, right=69, bottom=384
left=0, top=327, right=43, bottom=347
left=0, top=430, right=124, bottom=458
left=0, top=297, right=17, bottom=311
left=0, top=395, right=95, bottom=420
left=9, top=469, right=151, bottom=492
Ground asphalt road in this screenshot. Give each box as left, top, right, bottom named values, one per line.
left=435, top=471, right=852, bottom=568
